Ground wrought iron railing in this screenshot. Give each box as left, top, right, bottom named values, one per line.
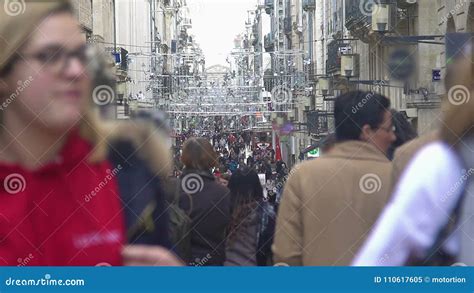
left=307, top=110, right=330, bottom=135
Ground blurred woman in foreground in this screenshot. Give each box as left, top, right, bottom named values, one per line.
left=0, top=1, right=181, bottom=266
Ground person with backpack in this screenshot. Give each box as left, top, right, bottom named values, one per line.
left=178, top=138, right=231, bottom=266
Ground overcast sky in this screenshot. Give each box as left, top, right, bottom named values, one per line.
left=187, top=0, right=260, bottom=68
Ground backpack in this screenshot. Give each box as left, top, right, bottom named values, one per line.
left=167, top=178, right=193, bottom=263
left=405, top=193, right=465, bottom=266
left=405, top=158, right=469, bottom=266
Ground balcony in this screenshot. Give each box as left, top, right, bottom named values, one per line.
left=406, top=88, right=442, bottom=109
left=181, top=18, right=192, bottom=28
left=345, top=0, right=398, bottom=42
left=307, top=110, right=330, bottom=136
left=345, top=0, right=372, bottom=42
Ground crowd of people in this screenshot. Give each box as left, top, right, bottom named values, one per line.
left=0, top=1, right=472, bottom=267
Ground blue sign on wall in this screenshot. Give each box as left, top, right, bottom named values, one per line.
left=432, top=69, right=441, bottom=81
left=113, top=52, right=121, bottom=64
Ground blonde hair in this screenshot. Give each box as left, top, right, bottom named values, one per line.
left=80, top=111, right=172, bottom=178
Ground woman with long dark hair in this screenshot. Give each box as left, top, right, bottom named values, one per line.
left=225, top=167, right=276, bottom=266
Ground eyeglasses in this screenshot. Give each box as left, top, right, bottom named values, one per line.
left=376, top=125, right=396, bottom=133
left=19, top=45, right=90, bottom=74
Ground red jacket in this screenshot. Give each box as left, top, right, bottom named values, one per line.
left=0, top=130, right=125, bottom=266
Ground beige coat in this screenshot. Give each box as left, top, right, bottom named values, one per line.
left=391, top=131, right=439, bottom=189
left=272, top=141, right=392, bottom=266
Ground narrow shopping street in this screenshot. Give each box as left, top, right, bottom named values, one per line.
left=0, top=0, right=473, bottom=287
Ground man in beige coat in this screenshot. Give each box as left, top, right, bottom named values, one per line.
left=273, top=91, right=396, bottom=266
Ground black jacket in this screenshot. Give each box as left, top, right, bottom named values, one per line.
left=178, top=169, right=231, bottom=266
left=108, top=139, right=171, bottom=249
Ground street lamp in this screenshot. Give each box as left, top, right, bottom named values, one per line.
left=341, top=54, right=359, bottom=78
left=372, top=4, right=391, bottom=32
left=317, top=76, right=333, bottom=96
